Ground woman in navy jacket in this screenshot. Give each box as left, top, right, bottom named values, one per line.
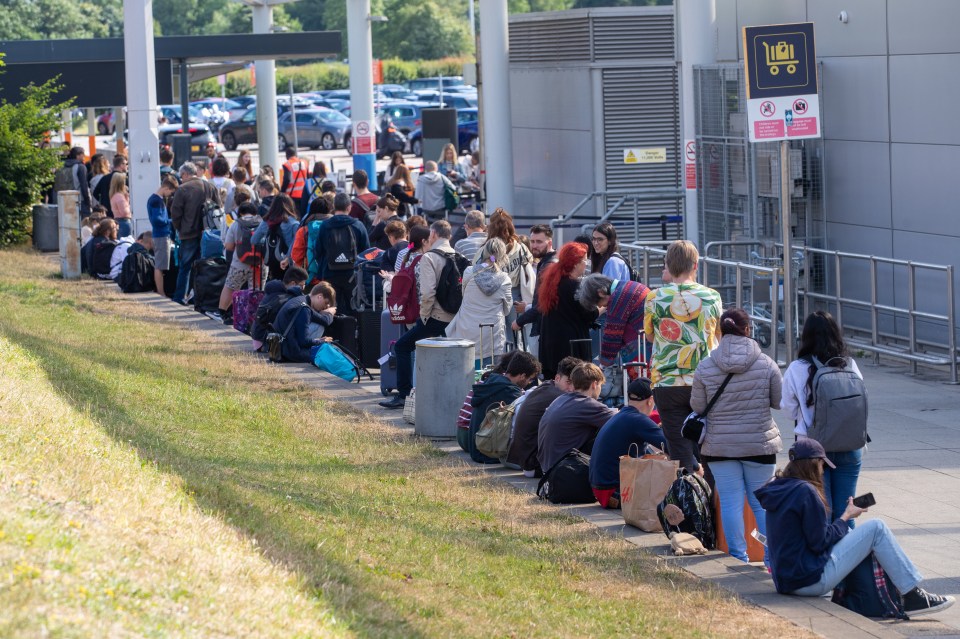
left=755, top=439, right=953, bottom=617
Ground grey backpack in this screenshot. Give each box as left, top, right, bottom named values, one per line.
left=807, top=356, right=868, bottom=452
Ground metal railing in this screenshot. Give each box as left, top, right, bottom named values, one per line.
left=550, top=188, right=685, bottom=243
left=620, top=242, right=783, bottom=363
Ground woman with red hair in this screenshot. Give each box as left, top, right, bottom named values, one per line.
left=537, top=242, right=597, bottom=379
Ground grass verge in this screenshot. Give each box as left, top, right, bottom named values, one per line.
left=0, top=249, right=813, bottom=638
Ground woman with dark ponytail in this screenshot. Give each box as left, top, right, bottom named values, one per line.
left=691, top=307, right=783, bottom=564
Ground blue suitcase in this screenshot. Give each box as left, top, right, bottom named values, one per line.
left=379, top=307, right=404, bottom=396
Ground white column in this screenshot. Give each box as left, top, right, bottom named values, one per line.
left=676, top=0, right=716, bottom=246
left=346, top=0, right=378, bottom=190
left=478, top=0, right=514, bottom=213
left=123, top=0, right=161, bottom=237
left=57, top=191, right=81, bottom=279
left=253, top=3, right=280, bottom=173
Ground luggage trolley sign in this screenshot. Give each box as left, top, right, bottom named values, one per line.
left=742, top=22, right=820, bottom=143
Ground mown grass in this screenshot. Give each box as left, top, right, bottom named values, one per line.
left=0, top=249, right=814, bottom=638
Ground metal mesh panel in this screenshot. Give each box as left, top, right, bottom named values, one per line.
left=693, top=64, right=826, bottom=289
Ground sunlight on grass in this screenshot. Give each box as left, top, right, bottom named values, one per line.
left=0, top=249, right=814, bottom=638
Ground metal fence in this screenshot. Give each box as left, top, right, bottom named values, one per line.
left=549, top=188, right=685, bottom=248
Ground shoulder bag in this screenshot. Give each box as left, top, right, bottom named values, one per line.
left=680, top=373, right=734, bottom=443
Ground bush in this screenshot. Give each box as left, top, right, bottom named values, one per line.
left=0, top=77, right=71, bottom=246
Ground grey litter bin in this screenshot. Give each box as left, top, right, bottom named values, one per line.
left=32, top=204, right=60, bottom=252
left=414, top=337, right=475, bottom=438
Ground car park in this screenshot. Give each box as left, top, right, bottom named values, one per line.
left=218, top=104, right=298, bottom=150
left=404, top=77, right=465, bottom=92
left=278, top=107, right=350, bottom=151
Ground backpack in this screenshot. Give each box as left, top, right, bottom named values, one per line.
left=91, top=239, right=118, bottom=279
left=304, top=219, right=325, bottom=281
left=352, top=196, right=375, bottom=230
left=253, top=290, right=296, bottom=341
left=313, top=341, right=370, bottom=384
left=831, top=553, right=908, bottom=620
left=322, top=224, right=358, bottom=272
left=808, top=356, right=869, bottom=452
left=537, top=449, right=595, bottom=504
left=118, top=245, right=156, bottom=293
left=386, top=254, right=422, bottom=324
left=265, top=225, right=289, bottom=277
left=53, top=163, right=80, bottom=195
left=234, top=216, right=263, bottom=266
left=202, top=190, right=225, bottom=232
left=610, top=252, right=639, bottom=282
left=475, top=401, right=516, bottom=459
left=443, top=179, right=460, bottom=211
left=656, top=470, right=715, bottom=549
left=350, top=246, right=385, bottom=311
left=429, top=250, right=470, bottom=315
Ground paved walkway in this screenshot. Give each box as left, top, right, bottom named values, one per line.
left=131, top=290, right=960, bottom=638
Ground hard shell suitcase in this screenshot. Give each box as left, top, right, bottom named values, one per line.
left=379, top=306, right=403, bottom=396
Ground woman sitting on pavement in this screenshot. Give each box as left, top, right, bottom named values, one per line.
left=445, top=238, right=513, bottom=365
left=692, top=308, right=782, bottom=564
left=577, top=273, right=651, bottom=367
left=755, top=439, right=955, bottom=617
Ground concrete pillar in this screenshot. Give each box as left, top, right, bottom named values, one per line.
left=123, top=0, right=161, bottom=237
left=478, top=0, right=514, bottom=213
left=62, top=110, right=73, bottom=145
left=114, top=107, right=126, bottom=155
left=57, top=191, right=81, bottom=279
left=676, top=0, right=716, bottom=246
left=253, top=3, right=280, bottom=174
left=347, top=0, right=377, bottom=191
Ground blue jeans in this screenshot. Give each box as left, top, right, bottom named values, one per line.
left=823, top=448, right=863, bottom=529
left=116, top=218, right=133, bottom=239
left=709, top=460, right=775, bottom=563
left=791, top=519, right=922, bottom=596
left=395, top=317, right=448, bottom=398
left=173, top=237, right=201, bottom=304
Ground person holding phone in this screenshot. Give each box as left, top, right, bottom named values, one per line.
left=755, top=439, right=954, bottom=616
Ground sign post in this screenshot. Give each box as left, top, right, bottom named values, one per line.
left=743, top=22, right=820, bottom=362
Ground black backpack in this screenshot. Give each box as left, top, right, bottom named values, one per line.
left=322, top=224, right=358, bottom=272
left=118, top=245, right=156, bottom=293
left=430, top=249, right=470, bottom=314
left=657, top=470, right=716, bottom=549
left=537, top=449, right=595, bottom=504
left=611, top=252, right=638, bottom=282
left=91, top=239, right=118, bottom=279
left=252, top=290, right=296, bottom=342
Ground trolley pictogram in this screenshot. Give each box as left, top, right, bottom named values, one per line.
left=763, top=41, right=798, bottom=75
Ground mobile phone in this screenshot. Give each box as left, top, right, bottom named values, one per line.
left=750, top=529, right=767, bottom=546
left=852, top=493, right=876, bottom=509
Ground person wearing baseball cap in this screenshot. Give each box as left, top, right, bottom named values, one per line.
left=755, top=439, right=955, bottom=616
left=588, top=377, right=667, bottom=509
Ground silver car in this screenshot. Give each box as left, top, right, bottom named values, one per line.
left=277, top=107, right=351, bottom=151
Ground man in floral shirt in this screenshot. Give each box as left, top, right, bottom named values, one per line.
left=644, top=240, right=723, bottom=473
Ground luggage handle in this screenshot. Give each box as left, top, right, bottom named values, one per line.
left=478, top=322, right=495, bottom=370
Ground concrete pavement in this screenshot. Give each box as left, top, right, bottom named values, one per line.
left=129, top=289, right=960, bottom=638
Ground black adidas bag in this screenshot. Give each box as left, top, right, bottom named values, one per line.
left=191, top=257, right=228, bottom=313
left=537, top=449, right=595, bottom=504
left=91, top=239, right=118, bottom=280
left=323, top=224, right=358, bottom=272
left=118, top=245, right=156, bottom=293
left=264, top=225, right=288, bottom=279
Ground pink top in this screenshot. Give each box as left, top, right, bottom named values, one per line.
left=110, top=192, right=131, bottom=220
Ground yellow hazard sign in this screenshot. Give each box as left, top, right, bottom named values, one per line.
left=623, top=148, right=666, bottom=164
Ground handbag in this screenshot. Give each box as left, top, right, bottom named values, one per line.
left=537, top=449, right=595, bottom=504
left=402, top=388, right=416, bottom=425
left=681, top=373, right=734, bottom=443
left=265, top=303, right=307, bottom=363
left=620, top=444, right=680, bottom=532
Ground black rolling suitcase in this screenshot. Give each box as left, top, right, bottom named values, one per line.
left=191, top=257, right=228, bottom=313
left=355, top=271, right=383, bottom=370
left=326, top=315, right=360, bottom=356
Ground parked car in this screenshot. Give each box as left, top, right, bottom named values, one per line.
left=191, top=98, right=241, bottom=117
left=124, top=122, right=215, bottom=152
left=407, top=108, right=479, bottom=158
left=217, top=104, right=293, bottom=151
left=377, top=84, right=409, bottom=99
left=378, top=101, right=432, bottom=135
left=343, top=118, right=407, bottom=159
left=228, top=95, right=257, bottom=121
left=410, top=91, right=477, bottom=110
left=159, top=104, right=206, bottom=125
left=277, top=107, right=350, bottom=151
left=404, top=77, right=465, bottom=92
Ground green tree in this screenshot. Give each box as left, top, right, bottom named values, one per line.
left=0, top=0, right=124, bottom=40
left=376, top=0, right=471, bottom=60
left=0, top=59, right=72, bottom=246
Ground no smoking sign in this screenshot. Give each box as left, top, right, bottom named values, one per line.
left=356, top=121, right=371, bottom=137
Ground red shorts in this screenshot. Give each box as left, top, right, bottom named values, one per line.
left=593, top=488, right=619, bottom=509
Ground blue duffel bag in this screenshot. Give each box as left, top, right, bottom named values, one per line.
left=201, top=229, right=224, bottom=259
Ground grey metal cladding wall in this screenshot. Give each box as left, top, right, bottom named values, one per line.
left=592, top=14, right=674, bottom=60
left=602, top=67, right=681, bottom=192
left=508, top=17, right=591, bottom=63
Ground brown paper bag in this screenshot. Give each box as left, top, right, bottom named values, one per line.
left=620, top=445, right=680, bottom=532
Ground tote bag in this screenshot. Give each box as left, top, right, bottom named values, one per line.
left=620, top=444, right=679, bottom=532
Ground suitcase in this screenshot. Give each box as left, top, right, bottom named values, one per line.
left=358, top=309, right=382, bottom=370
left=379, top=307, right=403, bottom=396
left=326, top=315, right=360, bottom=357
left=233, top=289, right=265, bottom=335
left=191, top=257, right=228, bottom=313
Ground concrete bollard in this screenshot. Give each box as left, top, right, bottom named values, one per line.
left=57, top=190, right=81, bottom=279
